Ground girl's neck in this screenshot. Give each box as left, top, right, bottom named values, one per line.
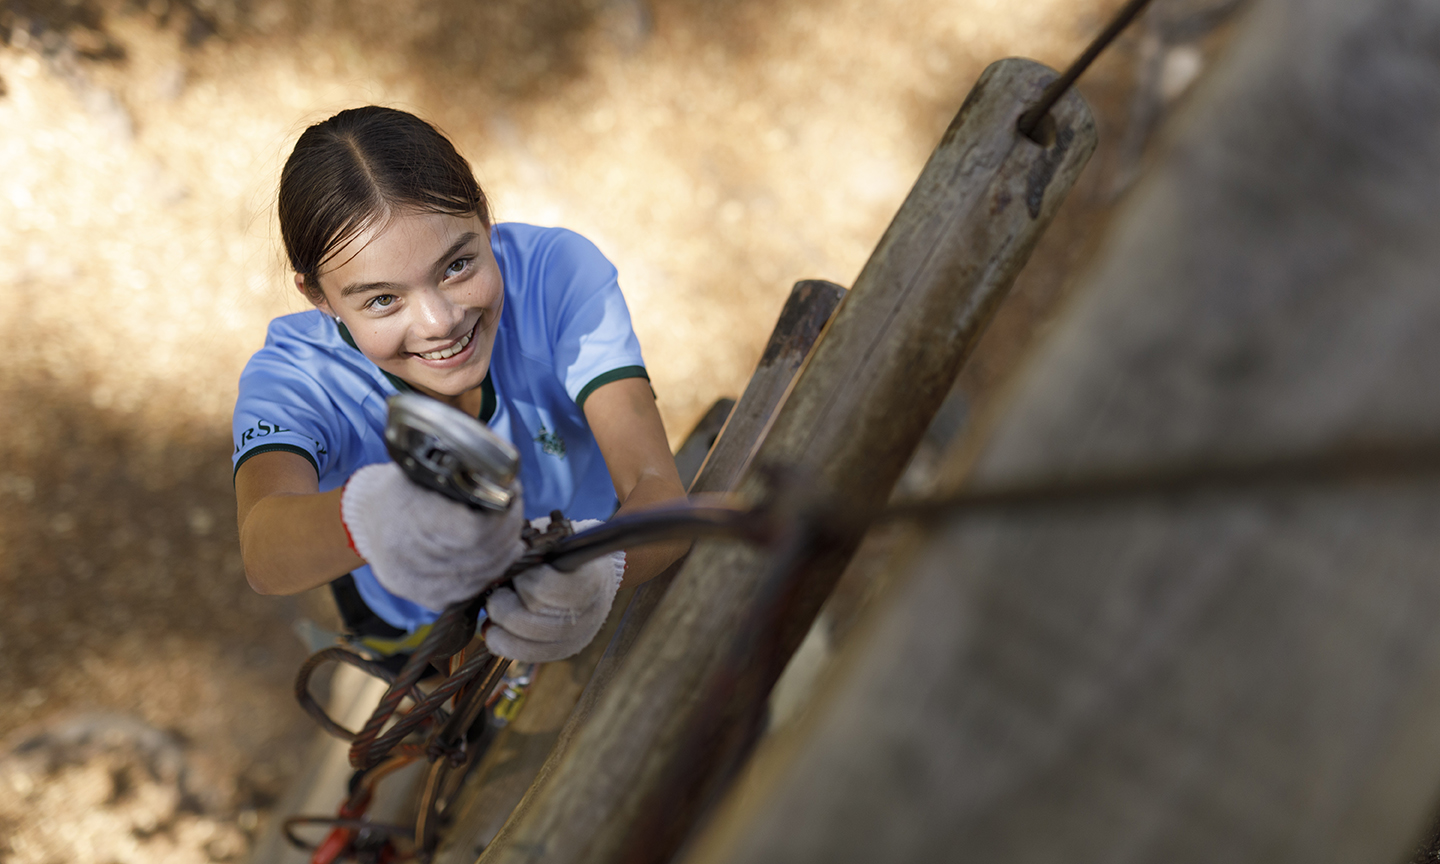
left=454, top=387, right=488, bottom=418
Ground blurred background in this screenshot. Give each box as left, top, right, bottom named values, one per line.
left=0, top=0, right=1241, bottom=859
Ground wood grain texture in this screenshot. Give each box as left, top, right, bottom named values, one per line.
left=478, top=57, right=1096, bottom=864
left=679, top=1, right=1440, bottom=862
left=671, top=398, right=735, bottom=491
left=688, top=279, right=848, bottom=495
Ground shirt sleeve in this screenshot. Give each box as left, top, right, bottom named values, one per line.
left=539, top=229, right=650, bottom=408
left=232, top=347, right=339, bottom=480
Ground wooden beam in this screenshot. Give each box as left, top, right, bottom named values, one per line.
left=688, top=279, right=850, bottom=494
left=679, top=1, right=1440, bottom=861
left=478, top=57, right=1096, bottom=864
left=671, top=398, right=735, bottom=490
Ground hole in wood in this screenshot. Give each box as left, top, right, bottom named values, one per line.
left=1019, top=111, right=1057, bottom=147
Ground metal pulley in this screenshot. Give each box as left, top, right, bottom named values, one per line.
left=384, top=392, right=520, bottom=512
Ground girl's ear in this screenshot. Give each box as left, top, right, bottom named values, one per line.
left=295, top=273, right=336, bottom=316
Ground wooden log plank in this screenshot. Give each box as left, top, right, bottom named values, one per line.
left=478, top=57, right=1096, bottom=864
left=688, top=279, right=850, bottom=494
left=679, top=1, right=1440, bottom=861
left=430, top=279, right=844, bottom=862
left=671, top=398, right=735, bottom=490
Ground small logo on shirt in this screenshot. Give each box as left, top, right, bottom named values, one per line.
left=534, top=426, right=566, bottom=458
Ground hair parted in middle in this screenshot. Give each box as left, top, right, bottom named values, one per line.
left=279, top=106, right=491, bottom=301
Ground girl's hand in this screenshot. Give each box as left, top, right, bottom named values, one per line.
left=483, top=522, right=625, bottom=662
left=340, top=462, right=527, bottom=610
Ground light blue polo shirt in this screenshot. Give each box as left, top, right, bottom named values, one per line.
left=232, top=223, right=649, bottom=631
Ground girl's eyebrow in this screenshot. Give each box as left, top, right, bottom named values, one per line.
left=431, top=233, right=480, bottom=273
left=338, top=233, right=480, bottom=298
left=340, top=279, right=402, bottom=299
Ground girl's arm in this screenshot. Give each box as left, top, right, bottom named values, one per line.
left=235, top=451, right=363, bottom=595
left=583, top=377, right=692, bottom=588
left=238, top=451, right=527, bottom=607
left=239, top=376, right=687, bottom=595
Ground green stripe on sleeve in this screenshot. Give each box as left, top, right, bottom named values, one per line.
left=234, top=443, right=320, bottom=480
left=576, top=365, right=651, bottom=409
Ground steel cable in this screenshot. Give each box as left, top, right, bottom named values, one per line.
left=1017, top=0, right=1159, bottom=139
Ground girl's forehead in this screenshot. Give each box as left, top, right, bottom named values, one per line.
left=321, top=212, right=487, bottom=283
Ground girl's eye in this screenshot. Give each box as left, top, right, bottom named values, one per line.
left=445, top=257, right=472, bottom=279
left=366, top=294, right=396, bottom=310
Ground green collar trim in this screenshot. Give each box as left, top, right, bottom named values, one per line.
left=478, top=373, right=496, bottom=423
left=336, top=318, right=497, bottom=422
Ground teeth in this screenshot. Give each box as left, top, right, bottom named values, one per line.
left=417, top=328, right=472, bottom=361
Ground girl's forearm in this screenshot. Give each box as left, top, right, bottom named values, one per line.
left=240, top=486, right=365, bottom=595
left=614, top=472, right=691, bottom=589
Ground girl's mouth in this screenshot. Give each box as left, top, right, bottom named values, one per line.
left=413, top=321, right=477, bottom=362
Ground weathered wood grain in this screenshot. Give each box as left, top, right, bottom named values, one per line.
left=688, top=279, right=849, bottom=494
left=679, top=1, right=1440, bottom=862
left=478, top=56, right=1096, bottom=864
left=670, top=398, right=734, bottom=490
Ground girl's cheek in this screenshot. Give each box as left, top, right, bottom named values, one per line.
left=359, top=321, right=405, bottom=360
left=384, top=324, right=410, bottom=358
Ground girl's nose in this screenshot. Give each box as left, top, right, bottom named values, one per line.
left=412, top=287, right=465, bottom=339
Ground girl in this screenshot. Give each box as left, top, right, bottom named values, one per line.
left=232, top=106, right=689, bottom=663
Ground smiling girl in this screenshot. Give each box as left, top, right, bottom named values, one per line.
left=232, top=106, right=688, bottom=662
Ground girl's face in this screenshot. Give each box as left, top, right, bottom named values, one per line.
left=307, top=211, right=502, bottom=403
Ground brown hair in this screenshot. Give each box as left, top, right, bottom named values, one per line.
left=278, top=106, right=490, bottom=302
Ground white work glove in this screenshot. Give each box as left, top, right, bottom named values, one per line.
left=484, top=518, right=626, bottom=663
left=340, top=462, right=527, bottom=611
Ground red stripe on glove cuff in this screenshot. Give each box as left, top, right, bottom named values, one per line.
left=338, top=476, right=363, bottom=559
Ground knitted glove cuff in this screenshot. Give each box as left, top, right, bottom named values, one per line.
left=610, top=551, right=626, bottom=589
left=566, top=519, right=626, bottom=589
left=339, top=463, right=391, bottom=565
